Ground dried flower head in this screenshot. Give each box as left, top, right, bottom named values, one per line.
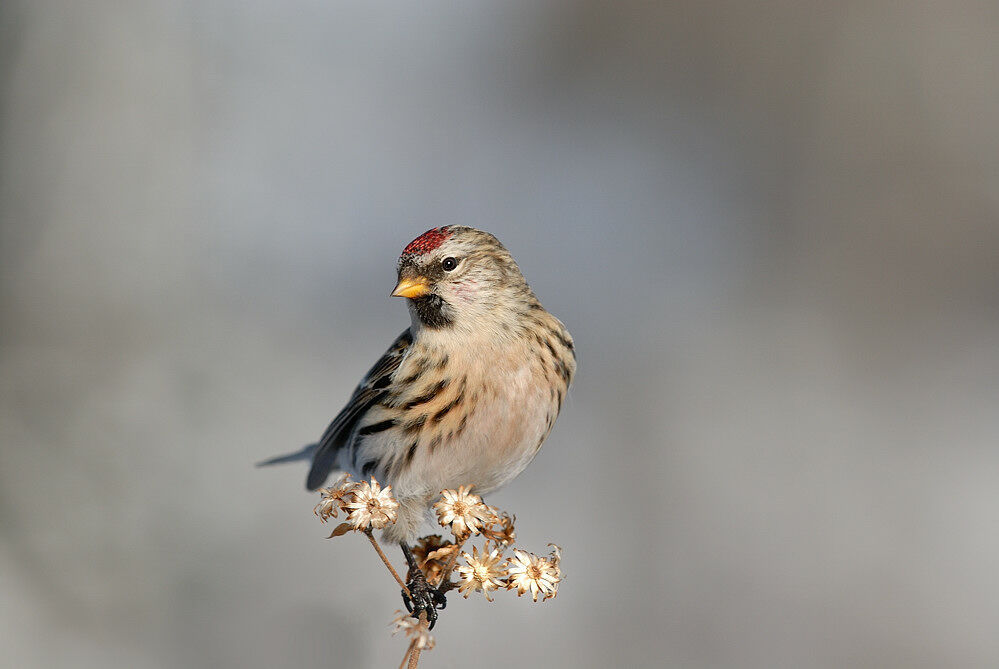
left=343, top=478, right=399, bottom=530
left=547, top=543, right=562, bottom=566
left=313, top=474, right=356, bottom=522
left=481, top=510, right=516, bottom=547
left=391, top=610, right=435, bottom=651
left=506, top=548, right=562, bottom=602
left=433, top=486, right=493, bottom=538
left=410, top=534, right=459, bottom=583
left=411, top=534, right=448, bottom=565
left=456, top=545, right=507, bottom=601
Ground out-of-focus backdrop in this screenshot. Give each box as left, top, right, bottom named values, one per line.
left=2, top=2, right=998, bottom=667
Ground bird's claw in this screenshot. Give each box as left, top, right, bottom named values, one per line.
left=402, top=575, right=447, bottom=629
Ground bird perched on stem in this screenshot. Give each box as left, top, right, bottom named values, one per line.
left=261, top=226, right=575, bottom=626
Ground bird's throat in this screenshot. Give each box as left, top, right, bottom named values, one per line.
left=411, top=294, right=454, bottom=329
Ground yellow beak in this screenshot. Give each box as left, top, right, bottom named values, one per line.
left=391, top=277, right=431, bottom=299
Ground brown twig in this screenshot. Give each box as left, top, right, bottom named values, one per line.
left=399, top=638, right=416, bottom=669
left=364, top=528, right=410, bottom=598
left=431, top=534, right=468, bottom=588
left=407, top=613, right=428, bottom=669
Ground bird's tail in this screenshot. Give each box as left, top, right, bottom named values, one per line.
left=256, top=443, right=318, bottom=467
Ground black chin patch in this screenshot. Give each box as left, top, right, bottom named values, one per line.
left=412, top=294, right=454, bottom=329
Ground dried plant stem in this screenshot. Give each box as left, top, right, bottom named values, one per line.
left=364, top=528, right=410, bottom=598
left=407, top=613, right=429, bottom=669
left=432, top=535, right=467, bottom=588
left=399, top=639, right=416, bottom=669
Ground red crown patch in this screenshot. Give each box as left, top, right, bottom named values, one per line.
left=401, top=227, right=452, bottom=257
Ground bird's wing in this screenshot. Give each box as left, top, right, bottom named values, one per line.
left=306, top=328, right=413, bottom=490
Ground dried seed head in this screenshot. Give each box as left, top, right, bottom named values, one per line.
left=433, top=486, right=493, bottom=538
left=482, top=509, right=516, bottom=547
left=506, top=548, right=562, bottom=602
left=343, top=478, right=399, bottom=530
left=547, top=543, right=562, bottom=566
left=313, top=474, right=356, bottom=522
left=411, top=534, right=459, bottom=583
left=456, top=545, right=507, bottom=601
left=411, top=534, right=448, bottom=565
left=391, top=610, right=435, bottom=651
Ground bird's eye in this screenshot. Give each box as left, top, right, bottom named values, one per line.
left=441, top=257, right=458, bottom=272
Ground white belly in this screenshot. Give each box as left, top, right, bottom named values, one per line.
left=392, top=360, right=556, bottom=500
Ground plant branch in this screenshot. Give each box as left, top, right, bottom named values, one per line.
left=364, top=527, right=410, bottom=598
left=399, top=639, right=416, bottom=669
left=407, top=613, right=428, bottom=669
left=432, top=535, right=467, bottom=588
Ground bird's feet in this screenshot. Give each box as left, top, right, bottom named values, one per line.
left=402, top=571, right=447, bottom=630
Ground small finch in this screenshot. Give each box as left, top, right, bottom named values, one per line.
left=261, top=226, right=575, bottom=626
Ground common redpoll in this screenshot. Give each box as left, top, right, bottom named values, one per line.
left=262, top=226, right=575, bottom=626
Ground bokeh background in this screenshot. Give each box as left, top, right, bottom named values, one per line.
left=2, top=2, right=998, bottom=667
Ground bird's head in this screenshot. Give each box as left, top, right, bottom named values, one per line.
left=393, top=226, right=536, bottom=331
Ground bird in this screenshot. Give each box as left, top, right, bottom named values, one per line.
left=261, top=226, right=575, bottom=625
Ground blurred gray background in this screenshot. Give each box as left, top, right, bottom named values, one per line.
left=2, top=2, right=998, bottom=668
